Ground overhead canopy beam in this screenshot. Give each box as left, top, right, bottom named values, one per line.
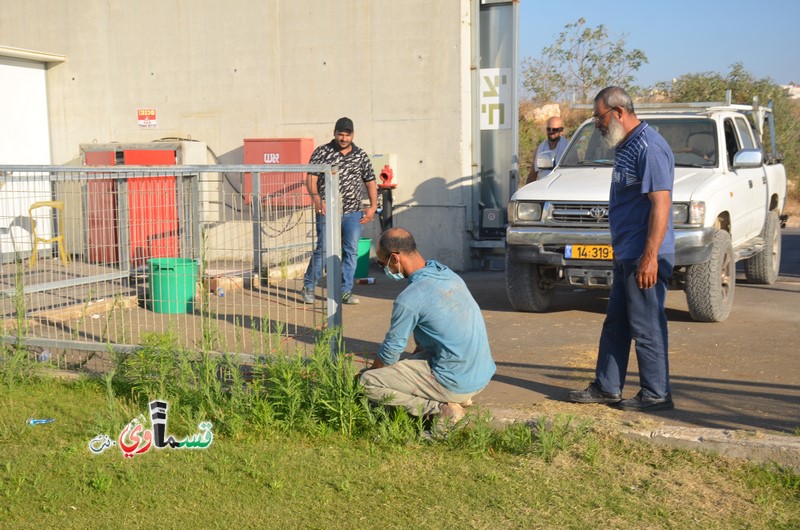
left=0, top=45, right=66, bottom=63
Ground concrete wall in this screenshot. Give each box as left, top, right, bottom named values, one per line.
left=0, top=0, right=476, bottom=269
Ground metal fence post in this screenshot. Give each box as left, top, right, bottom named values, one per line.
left=117, top=176, right=131, bottom=272
left=252, top=169, right=263, bottom=277
left=325, top=165, right=342, bottom=348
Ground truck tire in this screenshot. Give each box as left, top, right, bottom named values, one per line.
left=505, top=252, right=555, bottom=312
left=685, top=229, right=735, bottom=322
left=743, top=210, right=781, bottom=285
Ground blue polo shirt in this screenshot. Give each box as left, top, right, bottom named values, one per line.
left=609, top=122, right=675, bottom=259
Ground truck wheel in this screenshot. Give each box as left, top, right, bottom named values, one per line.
left=685, top=229, right=735, bottom=322
left=743, top=210, right=781, bottom=285
left=505, top=252, right=555, bottom=312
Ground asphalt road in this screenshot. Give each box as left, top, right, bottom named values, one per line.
left=343, top=228, right=800, bottom=435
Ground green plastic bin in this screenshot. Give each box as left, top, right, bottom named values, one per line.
left=355, top=238, right=371, bottom=279
left=148, top=258, right=197, bottom=314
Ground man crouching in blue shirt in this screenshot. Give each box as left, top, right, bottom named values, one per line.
left=359, top=227, right=496, bottom=424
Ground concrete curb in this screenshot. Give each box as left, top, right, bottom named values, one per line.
left=622, top=426, right=800, bottom=470
left=489, top=407, right=800, bottom=471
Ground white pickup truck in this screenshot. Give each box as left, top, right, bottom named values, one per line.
left=505, top=96, right=787, bottom=322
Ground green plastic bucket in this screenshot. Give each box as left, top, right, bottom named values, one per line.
left=355, top=238, right=371, bottom=278
left=148, top=258, right=197, bottom=314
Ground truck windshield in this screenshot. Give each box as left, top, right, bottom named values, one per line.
left=559, top=118, right=718, bottom=168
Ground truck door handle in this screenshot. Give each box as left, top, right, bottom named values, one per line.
left=748, top=180, right=753, bottom=189
left=762, top=175, right=767, bottom=185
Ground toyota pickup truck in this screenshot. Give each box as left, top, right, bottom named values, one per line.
left=505, top=95, right=787, bottom=322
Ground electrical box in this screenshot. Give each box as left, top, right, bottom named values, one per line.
left=243, top=138, right=314, bottom=206
left=480, top=208, right=506, bottom=238
left=79, top=141, right=207, bottom=267
left=371, top=153, right=397, bottom=188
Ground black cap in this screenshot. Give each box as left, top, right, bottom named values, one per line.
left=335, top=117, right=354, bottom=133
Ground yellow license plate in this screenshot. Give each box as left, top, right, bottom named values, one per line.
left=565, top=244, right=614, bottom=260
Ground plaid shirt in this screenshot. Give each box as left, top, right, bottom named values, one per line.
left=310, top=140, right=375, bottom=214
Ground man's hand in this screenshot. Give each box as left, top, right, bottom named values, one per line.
left=370, top=357, right=385, bottom=370
left=636, top=254, right=658, bottom=289
left=360, top=206, right=377, bottom=224
left=316, top=201, right=326, bottom=216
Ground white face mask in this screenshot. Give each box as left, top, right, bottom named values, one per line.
left=384, top=265, right=404, bottom=281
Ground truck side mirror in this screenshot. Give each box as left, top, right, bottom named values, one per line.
left=536, top=152, right=555, bottom=171
left=732, top=149, right=763, bottom=169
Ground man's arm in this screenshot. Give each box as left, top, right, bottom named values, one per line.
left=528, top=143, right=542, bottom=182
left=306, top=173, right=325, bottom=214
left=368, top=301, right=418, bottom=369
left=361, top=180, right=378, bottom=224
left=637, top=190, right=671, bottom=289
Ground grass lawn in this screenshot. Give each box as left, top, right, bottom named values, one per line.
left=1, top=376, right=798, bottom=529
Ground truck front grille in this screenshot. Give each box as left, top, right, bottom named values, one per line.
left=549, top=202, right=610, bottom=225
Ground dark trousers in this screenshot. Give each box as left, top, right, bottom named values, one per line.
left=595, top=255, right=674, bottom=399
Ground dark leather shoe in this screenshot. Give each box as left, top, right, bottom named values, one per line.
left=568, top=382, right=622, bottom=404
left=616, top=391, right=674, bottom=412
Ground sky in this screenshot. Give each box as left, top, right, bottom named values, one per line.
left=518, top=0, right=799, bottom=88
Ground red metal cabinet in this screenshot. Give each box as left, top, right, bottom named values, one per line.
left=243, top=138, right=314, bottom=206
left=84, top=148, right=179, bottom=266
left=85, top=150, right=118, bottom=264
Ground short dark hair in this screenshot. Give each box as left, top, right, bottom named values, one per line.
left=378, top=227, right=417, bottom=255
left=595, top=86, right=635, bottom=114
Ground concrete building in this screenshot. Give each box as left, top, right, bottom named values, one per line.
left=0, top=0, right=518, bottom=270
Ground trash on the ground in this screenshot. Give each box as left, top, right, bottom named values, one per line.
left=37, top=350, right=51, bottom=362
left=91, top=314, right=100, bottom=319
left=27, top=418, right=55, bottom=426
left=356, top=278, right=375, bottom=285
left=216, top=287, right=225, bottom=297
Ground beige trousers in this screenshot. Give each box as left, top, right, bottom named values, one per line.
left=359, top=352, right=478, bottom=416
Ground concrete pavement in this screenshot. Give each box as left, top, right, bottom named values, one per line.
left=342, top=228, right=800, bottom=468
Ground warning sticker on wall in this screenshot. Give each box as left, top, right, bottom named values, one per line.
left=137, top=108, right=158, bottom=129
left=479, top=68, right=511, bottom=130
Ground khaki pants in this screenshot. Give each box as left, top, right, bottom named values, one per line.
left=359, top=352, right=479, bottom=416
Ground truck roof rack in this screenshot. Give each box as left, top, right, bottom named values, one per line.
left=573, top=91, right=773, bottom=116
left=573, top=90, right=776, bottom=151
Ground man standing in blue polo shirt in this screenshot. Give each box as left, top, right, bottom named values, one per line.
left=569, top=86, right=676, bottom=412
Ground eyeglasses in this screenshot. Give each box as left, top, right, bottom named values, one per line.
left=592, top=107, right=616, bottom=122
left=546, top=127, right=564, bottom=133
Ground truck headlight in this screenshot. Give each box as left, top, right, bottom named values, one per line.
left=672, top=201, right=705, bottom=225
left=511, top=201, right=543, bottom=223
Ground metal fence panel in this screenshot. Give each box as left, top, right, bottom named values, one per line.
left=0, top=164, right=339, bottom=371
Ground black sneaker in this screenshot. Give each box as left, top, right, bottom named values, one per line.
left=568, top=382, right=622, bottom=404
left=616, top=391, right=674, bottom=412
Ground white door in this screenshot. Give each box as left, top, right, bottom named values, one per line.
left=733, top=116, right=768, bottom=239
left=722, top=117, right=756, bottom=247
left=0, top=56, right=53, bottom=261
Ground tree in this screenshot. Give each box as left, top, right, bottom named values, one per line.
left=521, top=18, right=647, bottom=103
